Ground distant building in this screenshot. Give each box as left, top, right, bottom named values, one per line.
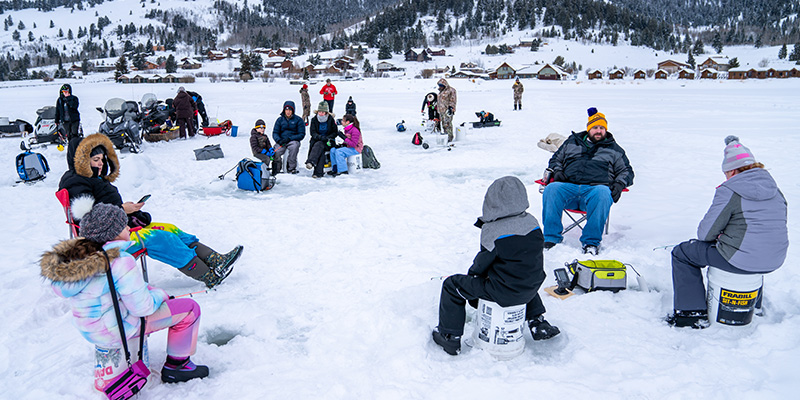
left=654, top=69, right=668, bottom=79
left=494, top=62, right=516, bottom=79
left=147, top=74, right=163, bottom=83
left=609, top=69, right=624, bottom=80
left=536, top=63, right=569, bottom=80
left=633, top=70, right=646, bottom=80
left=587, top=69, right=602, bottom=80
left=678, top=68, right=695, bottom=80
left=207, top=50, right=226, bottom=60
left=727, top=68, right=747, bottom=79
left=699, top=55, right=729, bottom=72
left=180, top=57, right=202, bottom=69
left=700, top=68, right=718, bottom=79
left=426, top=47, right=446, bottom=56
left=405, top=48, right=430, bottom=62
left=658, top=59, right=690, bottom=74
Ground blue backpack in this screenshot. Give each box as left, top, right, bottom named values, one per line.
left=396, top=120, right=406, bottom=132
left=235, top=158, right=275, bottom=192
left=16, top=149, right=49, bottom=182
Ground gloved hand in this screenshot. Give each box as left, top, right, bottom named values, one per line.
left=266, top=148, right=275, bottom=157
left=337, top=132, right=346, bottom=139
left=260, top=148, right=267, bottom=154
left=552, top=170, right=567, bottom=183
left=610, top=182, right=625, bottom=203
left=326, top=140, right=333, bottom=147
left=446, top=107, right=453, bottom=116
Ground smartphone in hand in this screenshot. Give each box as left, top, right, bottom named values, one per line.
left=137, top=194, right=151, bottom=203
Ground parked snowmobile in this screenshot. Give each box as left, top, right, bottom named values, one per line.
left=96, top=98, right=142, bottom=153
left=140, top=93, right=179, bottom=142
left=26, top=106, right=71, bottom=148
left=0, top=117, right=33, bottom=138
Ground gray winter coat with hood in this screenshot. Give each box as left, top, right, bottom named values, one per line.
left=697, top=167, right=788, bottom=272
left=468, top=176, right=545, bottom=304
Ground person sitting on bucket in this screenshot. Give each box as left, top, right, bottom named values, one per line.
left=666, top=136, right=788, bottom=329
left=432, top=176, right=560, bottom=356
left=328, top=114, right=362, bottom=176
left=40, top=203, right=211, bottom=388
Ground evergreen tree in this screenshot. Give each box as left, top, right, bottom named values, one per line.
left=729, top=57, right=739, bottom=68
left=50, top=20, right=54, bottom=28
left=81, top=58, right=90, bottom=75
left=712, top=32, right=723, bottom=53
left=28, top=31, right=34, bottom=41
left=114, top=55, right=129, bottom=79
left=17, top=21, right=25, bottom=30
left=530, top=38, right=539, bottom=51
left=789, top=44, right=800, bottom=62
left=251, top=54, right=263, bottom=71
left=686, top=51, right=695, bottom=69
left=778, top=44, right=787, bottom=59
left=12, top=30, right=20, bottom=41
left=239, top=53, right=252, bottom=79
left=165, top=54, right=177, bottom=73
left=132, top=53, right=146, bottom=70
left=378, top=43, right=391, bottom=60
left=67, top=29, right=73, bottom=40
left=363, top=59, right=373, bottom=76
left=692, top=39, right=704, bottom=55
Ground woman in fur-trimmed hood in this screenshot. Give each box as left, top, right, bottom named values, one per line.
left=60, top=133, right=122, bottom=206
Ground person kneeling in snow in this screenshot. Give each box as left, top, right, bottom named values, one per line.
left=666, top=136, right=788, bottom=328
left=60, top=133, right=243, bottom=288
left=41, top=203, right=210, bottom=387
left=432, top=176, right=560, bottom=356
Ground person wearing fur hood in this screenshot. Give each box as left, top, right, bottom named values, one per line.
left=58, top=133, right=242, bottom=288
left=41, top=203, right=210, bottom=385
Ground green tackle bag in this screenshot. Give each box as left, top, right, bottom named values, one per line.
left=566, top=259, right=627, bottom=292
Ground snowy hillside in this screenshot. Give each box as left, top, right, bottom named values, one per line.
left=0, top=76, right=798, bottom=398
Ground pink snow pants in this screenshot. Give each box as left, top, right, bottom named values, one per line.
left=144, top=298, right=201, bottom=358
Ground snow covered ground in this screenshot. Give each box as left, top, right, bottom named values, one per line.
left=0, top=77, right=798, bottom=399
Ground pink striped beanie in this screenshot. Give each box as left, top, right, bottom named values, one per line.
left=722, top=135, right=756, bottom=172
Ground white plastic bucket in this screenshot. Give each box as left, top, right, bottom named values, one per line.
left=0, top=117, right=9, bottom=125
left=346, top=154, right=363, bottom=174
left=434, top=134, right=448, bottom=146
left=472, top=299, right=526, bottom=360
left=454, top=127, right=465, bottom=142
left=706, top=267, right=763, bottom=326
left=93, top=336, right=149, bottom=392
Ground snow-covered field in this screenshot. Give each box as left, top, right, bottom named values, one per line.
left=0, top=77, right=798, bottom=399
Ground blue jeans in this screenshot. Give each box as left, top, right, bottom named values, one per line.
left=542, top=182, right=612, bottom=246
left=330, top=147, right=358, bottom=172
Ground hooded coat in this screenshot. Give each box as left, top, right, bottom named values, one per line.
left=172, top=90, right=196, bottom=119
left=55, top=84, right=80, bottom=124
left=436, top=79, right=457, bottom=115
left=697, top=167, right=788, bottom=272
left=40, top=239, right=167, bottom=348
left=548, top=130, right=634, bottom=187
left=272, top=100, right=306, bottom=146
left=59, top=133, right=123, bottom=207
left=467, top=176, right=545, bottom=304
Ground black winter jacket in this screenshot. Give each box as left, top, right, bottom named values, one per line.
left=55, top=91, right=80, bottom=124
left=307, top=115, right=339, bottom=155
left=250, top=128, right=272, bottom=155
left=59, top=134, right=123, bottom=207
left=548, top=130, right=634, bottom=187
left=468, top=230, right=545, bottom=305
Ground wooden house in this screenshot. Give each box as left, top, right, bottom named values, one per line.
left=700, top=68, right=718, bottom=79
left=658, top=59, right=690, bottom=74
left=515, top=66, right=536, bottom=79
left=207, top=50, right=226, bottom=61
left=633, top=70, right=646, bottom=79
left=609, top=69, right=624, bottom=80
left=654, top=69, right=668, bottom=79
left=147, top=74, right=163, bottom=83
left=180, top=57, right=202, bottom=69
left=678, top=68, right=695, bottom=79
left=536, top=64, right=569, bottom=80
left=426, top=47, right=446, bottom=56
left=376, top=61, right=396, bottom=72
left=116, top=75, right=131, bottom=83
left=494, top=62, right=516, bottom=79
left=699, top=55, right=730, bottom=71
left=405, top=48, right=430, bottom=62
left=727, top=69, right=747, bottom=79
left=163, top=74, right=180, bottom=83
left=587, top=69, right=602, bottom=80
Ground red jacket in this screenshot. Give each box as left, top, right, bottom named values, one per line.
left=320, top=83, right=337, bottom=100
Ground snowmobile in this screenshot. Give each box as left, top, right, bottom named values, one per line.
left=96, top=98, right=143, bottom=153
left=0, top=116, right=33, bottom=138
left=25, top=106, right=70, bottom=148
left=139, top=93, right=177, bottom=142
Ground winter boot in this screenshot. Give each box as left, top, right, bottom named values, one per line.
left=190, top=243, right=243, bottom=282
left=178, top=256, right=227, bottom=288
left=432, top=328, right=461, bottom=356
left=528, top=315, right=561, bottom=340
left=514, top=104, right=518, bottom=111
left=665, top=310, right=709, bottom=329
left=519, top=103, right=522, bottom=110
left=161, top=356, right=209, bottom=383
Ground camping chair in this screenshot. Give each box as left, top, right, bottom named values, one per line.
left=55, top=189, right=149, bottom=281
left=535, top=180, right=628, bottom=235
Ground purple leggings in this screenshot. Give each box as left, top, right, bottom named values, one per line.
left=144, top=298, right=200, bottom=358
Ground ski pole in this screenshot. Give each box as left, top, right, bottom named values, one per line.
left=217, top=164, right=237, bottom=180
left=170, top=288, right=215, bottom=299
left=430, top=275, right=452, bottom=281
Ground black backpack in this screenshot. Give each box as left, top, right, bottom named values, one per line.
left=361, top=145, right=380, bottom=169
left=412, top=132, right=423, bottom=145
left=16, top=149, right=49, bottom=182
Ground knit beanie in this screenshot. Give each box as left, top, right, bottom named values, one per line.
left=79, top=203, right=128, bottom=244
left=255, top=119, right=266, bottom=128
left=316, top=101, right=329, bottom=113
left=587, top=107, right=607, bottom=131
left=721, top=135, right=756, bottom=172
left=178, top=86, right=186, bottom=93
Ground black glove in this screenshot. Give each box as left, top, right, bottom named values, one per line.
left=552, top=170, right=567, bottom=183
left=610, top=182, right=625, bottom=203
left=337, top=132, right=346, bottom=139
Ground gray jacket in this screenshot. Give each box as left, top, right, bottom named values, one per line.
left=697, top=168, right=788, bottom=272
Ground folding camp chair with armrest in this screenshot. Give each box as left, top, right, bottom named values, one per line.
left=535, top=179, right=628, bottom=235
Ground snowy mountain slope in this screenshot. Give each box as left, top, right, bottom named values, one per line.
left=0, top=77, right=798, bottom=399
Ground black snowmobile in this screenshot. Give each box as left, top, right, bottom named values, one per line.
left=96, top=98, right=143, bottom=153
left=139, top=93, right=172, bottom=134
left=26, top=106, right=71, bottom=148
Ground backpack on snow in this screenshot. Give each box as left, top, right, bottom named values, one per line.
left=361, top=145, right=380, bottom=169
left=566, top=259, right=627, bottom=292
left=412, top=132, right=423, bottom=145
left=235, top=158, right=275, bottom=192
left=396, top=121, right=406, bottom=132
left=16, top=148, right=50, bottom=182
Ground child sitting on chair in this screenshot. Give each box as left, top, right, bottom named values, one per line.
left=432, top=176, right=560, bottom=355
